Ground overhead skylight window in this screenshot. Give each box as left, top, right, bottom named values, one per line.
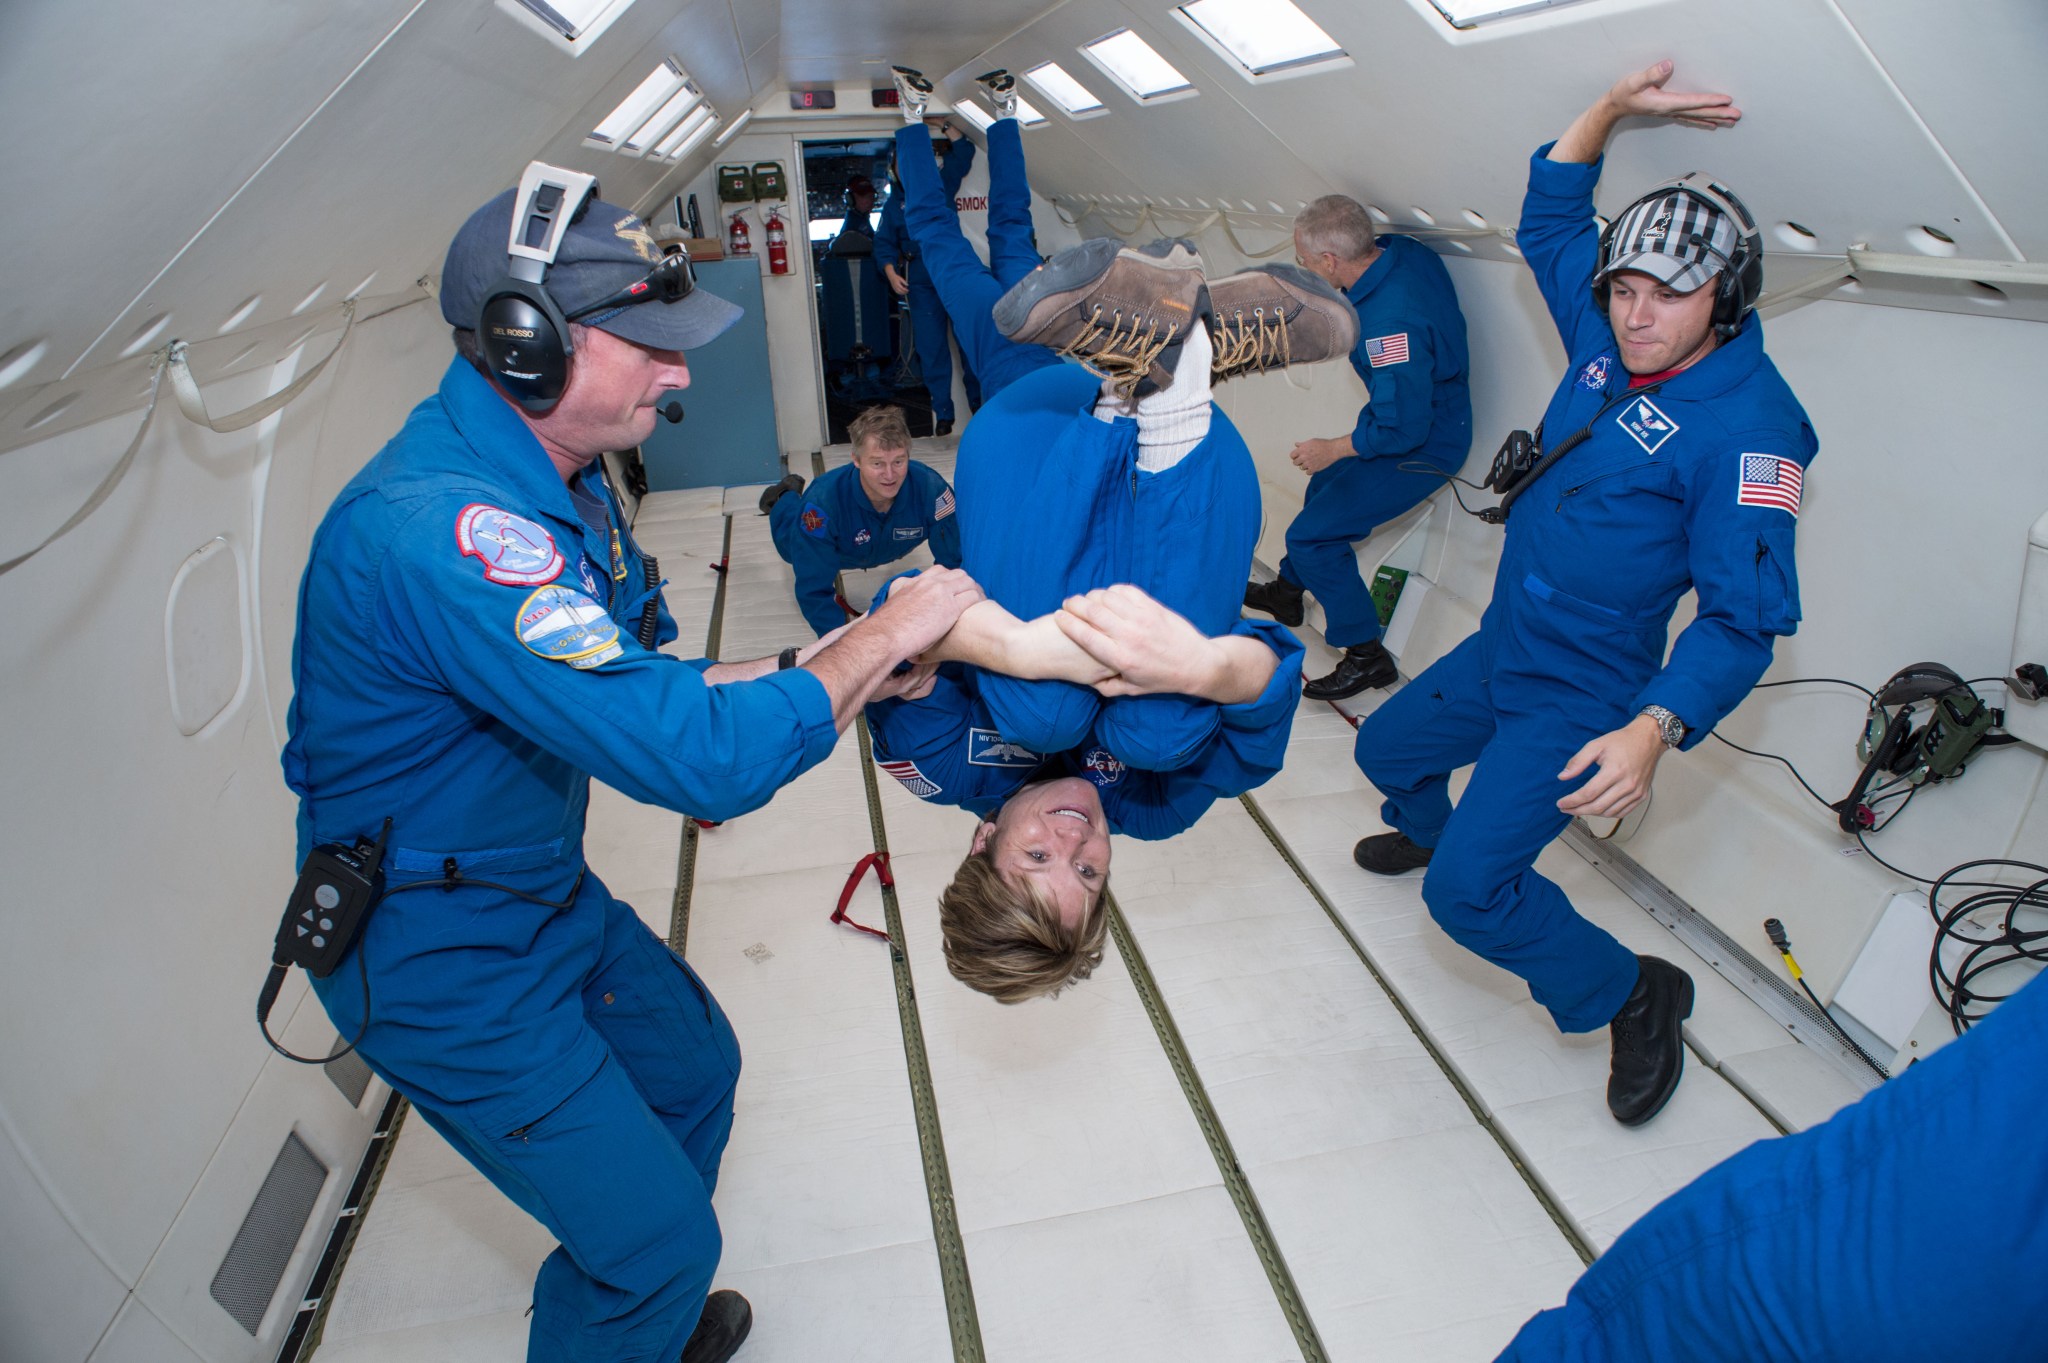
left=953, top=100, right=995, bottom=132
left=1081, top=29, right=1196, bottom=103
left=591, top=60, right=685, bottom=145
left=502, top=0, right=640, bottom=53
left=655, top=106, right=718, bottom=160
left=1424, top=0, right=1593, bottom=29
left=712, top=110, right=754, bottom=148
left=1024, top=62, right=1107, bottom=117
left=624, top=81, right=703, bottom=153
left=1013, top=94, right=1049, bottom=127
left=1175, top=0, right=1347, bottom=78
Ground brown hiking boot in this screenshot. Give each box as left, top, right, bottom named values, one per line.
left=1207, top=263, right=1359, bottom=381
left=992, top=237, right=1207, bottom=399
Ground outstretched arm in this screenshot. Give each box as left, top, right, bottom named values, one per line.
left=1055, top=585, right=1279, bottom=704
left=1549, top=60, right=1741, bottom=165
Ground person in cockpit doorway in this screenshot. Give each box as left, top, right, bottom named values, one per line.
left=1240, top=195, right=1473, bottom=700
left=859, top=67, right=1354, bottom=1005
left=283, top=169, right=981, bottom=1363
left=1350, top=62, right=1816, bottom=1128
left=758, top=403, right=963, bottom=637
left=875, top=121, right=977, bottom=436
left=1497, top=970, right=2048, bottom=1362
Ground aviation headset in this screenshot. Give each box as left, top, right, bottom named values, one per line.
left=1592, top=171, right=1765, bottom=341
left=478, top=161, right=700, bottom=413
left=1833, top=662, right=2012, bottom=831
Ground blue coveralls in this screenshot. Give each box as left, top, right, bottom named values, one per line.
left=768, top=459, right=963, bottom=636
left=1276, top=236, right=1471, bottom=648
left=1497, top=971, right=2048, bottom=1361
left=876, top=137, right=977, bottom=422
left=895, top=118, right=1054, bottom=402
left=283, top=359, right=838, bottom=1362
left=1355, top=146, right=1817, bottom=1032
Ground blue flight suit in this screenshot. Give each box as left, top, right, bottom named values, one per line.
left=876, top=138, right=977, bottom=422
left=283, top=358, right=838, bottom=1362
left=1497, top=971, right=2048, bottom=1361
left=867, top=364, right=1306, bottom=835
left=895, top=118, right=1056, bottom=402
left=768, top=459, right=964, bottom=636
left=1277, top=235, right=1473, bottom=647
left=1355, top=146, right=1817, bottom=1032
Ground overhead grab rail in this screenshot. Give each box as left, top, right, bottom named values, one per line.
left=0, top=281, right=434, bottom=579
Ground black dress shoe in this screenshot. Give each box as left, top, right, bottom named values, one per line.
left=1607, top=956, right=1695, bottom=1127
left=934, top=418, right=955, bottom=437
left=1242, top=577, right=1305, bottom=626
left=1303, top=641, right=1397, bottom=700
left=757, top=473, right=804, bottom=515
left=680, top=1290, right=753, bottom=1363
left=1353, top=831, right=1433, bottom=875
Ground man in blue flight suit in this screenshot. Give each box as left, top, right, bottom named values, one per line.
left=867, top=67, right=1356, bottom=1002
left=1497, top=970, right=2048, bottom=1361
left=758, top=403, right=962, bottom=636
left=1242, top=195, right=1473, bottom=700
left=282, top=167, right=981, bottom=1363
left=1350, top=62, right=1816, bottom=1127
left=875, top=122, right=977, bottom=435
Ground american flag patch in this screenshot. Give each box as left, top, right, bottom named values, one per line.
left=1365, top=333, right=1410, bottom=368
left=1736, top=454, right=1803, bottom=516
left=934, top=489, right=955, bottom=520
left=878, top=760, right=940, bottom=798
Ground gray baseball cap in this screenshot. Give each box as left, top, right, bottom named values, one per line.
left=1597, top=183, right=1739, bottom=295
left=441, top=187, right=742, bottom=351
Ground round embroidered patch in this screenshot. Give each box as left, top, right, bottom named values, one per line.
left=1081, top=748, right=1126, bottom=786
left=516, top=585, right=624, bottom=669
left=800, top=505, right=828, bottom=538
left=457, top=504, right=564, bottom=586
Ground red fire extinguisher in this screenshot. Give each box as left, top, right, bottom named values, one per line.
left=764, top=208, right=789, bottom=275
left=727, top=210, right=751, bottom=257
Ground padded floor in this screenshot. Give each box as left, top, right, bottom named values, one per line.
left=312, top=488, right=1866, bottom=1363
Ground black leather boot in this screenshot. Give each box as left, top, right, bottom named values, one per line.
left=934, top=418, right=954, bottom=436
left=1352, top=831, right=1433, bottom=875
left=757, top=473, right=804, bottom=515
left=1607, top=956, right=1695, bottom=1127
left=1242, top=576, right=1305, bottom=626
left=680, top=1290, right=753, bottom=1363
left=1303, top=640, right=1398, bottom=700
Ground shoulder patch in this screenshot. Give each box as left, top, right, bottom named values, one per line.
left=968, top=728, right=1042, bottom=768
left=1576, top=355, right=1613, bottom=391
left=878, top=759, right=941, bottom=798
left=516, top=585, right=624, bottom=669
left=800, top=504, right=829, bottom=539
left=1615, top=395, right=1679, bottom=454
left=934, top=488, right=955, bottom=520
left=1737, top=453, right=1803, bottom=517
left=1364, top=333, right=1410, bottom=368
left=457, top=504, right=564, bottom=586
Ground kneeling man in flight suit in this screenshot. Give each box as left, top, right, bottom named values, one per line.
left=283, top=165, right=979, bottom=1363
left=1351, top=63, right=1817, bottom=1127
left=759, top=402, right=962, bottom=637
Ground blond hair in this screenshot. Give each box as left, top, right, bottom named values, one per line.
left=847, top=404, right=913, bottom=455
left=938, top=843, right=1109, bottom=1004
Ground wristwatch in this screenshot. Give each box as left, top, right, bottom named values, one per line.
left=1638, top=704, right=1687, bottom=749
left=777, top=646, right=799, bottom=671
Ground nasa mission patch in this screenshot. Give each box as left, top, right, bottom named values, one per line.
left=1576, top=355, right=1612, bottom=391
left=515, top=585, right=624, bottom=669
left=1080, top=748, right=1125, bottom=787
left=457, top=504, right=564, bottom=586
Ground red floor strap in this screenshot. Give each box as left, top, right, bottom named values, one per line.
left=831, top=851, right=894, bottom=943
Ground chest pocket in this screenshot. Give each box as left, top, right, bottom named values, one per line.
left=1551, top=446, right=1680, bottom=509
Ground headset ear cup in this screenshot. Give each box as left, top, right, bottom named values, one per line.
left=479, top=281, right=573, bottom=413
left=1883, top=718, right=1929, bottom=776
left=1867, top=709, right=1917, bottom=774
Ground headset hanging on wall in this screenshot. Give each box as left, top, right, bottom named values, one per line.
left=1592, top=171, right=1765, bottom=341
left=478, top=162, right=602, bottom=413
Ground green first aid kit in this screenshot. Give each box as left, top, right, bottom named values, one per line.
left=717, top=165, right=753, bottom=203
left=749, top=161, right=787, bottom=200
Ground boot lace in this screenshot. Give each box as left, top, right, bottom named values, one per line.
left=1210, top=305, right=1291, bottom=380
left=1059, top=306, right=1180, bottom=401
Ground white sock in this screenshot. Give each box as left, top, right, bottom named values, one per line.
left=1091, top=321, right=1213, bottom=471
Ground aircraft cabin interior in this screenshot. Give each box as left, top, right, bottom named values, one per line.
left=3, top=0, right=2045, bottom=1361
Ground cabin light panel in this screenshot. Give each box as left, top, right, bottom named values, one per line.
left=712, top=110, right=754, bottom=148
left=1013, top=93, right=1049, bottom=127
left=1176, top=0, right=1346, bottom=77
left=656, top=105, right=718, bottom=160
left=624, top=81, right=704, bottom=153
left=1024, top=62, right=1107, bottom=116
left=1081, top=29, right=1196, bottom=102
left=1424, top=0, right=1595, bottom=29
left=953, top=100, right=995, bottom=132
left=591, top=60, right=686, bottom=145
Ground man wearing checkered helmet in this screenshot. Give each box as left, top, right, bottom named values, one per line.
left=1349, top=62, right=1818, bottom=1128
